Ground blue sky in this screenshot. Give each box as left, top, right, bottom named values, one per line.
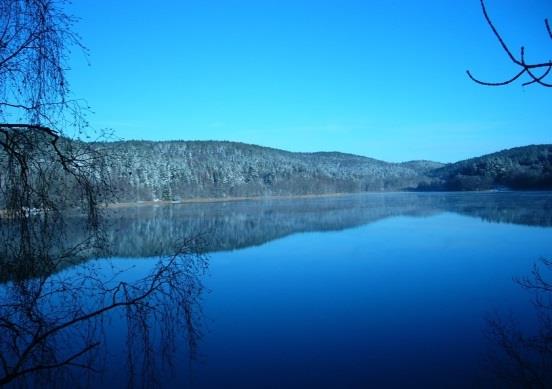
left=68, top=0, right=551, bottom=162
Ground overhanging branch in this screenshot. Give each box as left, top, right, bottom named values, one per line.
left=467, top=0, right=552, bottom=87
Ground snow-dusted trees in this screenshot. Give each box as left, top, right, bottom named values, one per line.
left=98, top=140, right=432, bottom=202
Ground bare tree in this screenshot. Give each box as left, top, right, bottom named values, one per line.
left=467, top=0, right=552, bottom=87
left=0, top=0, right=110, bottom=219
left=0, top=5, right=209, bottom=387
left=0, top=0, right=86, bottom=124
left=0, top=0, right=115, bottom=277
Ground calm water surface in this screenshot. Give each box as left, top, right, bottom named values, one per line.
left=3, top=192, right=552, bottom=388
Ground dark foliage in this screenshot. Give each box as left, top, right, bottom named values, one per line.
left=423, top=145, right=552, bottom=191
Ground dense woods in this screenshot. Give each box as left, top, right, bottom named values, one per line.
left=97, top=141, right=552, bottom=201
left=97, top=140, right=441, bottom=201
left=424, top=145, right=552, bottom=191
left=2, top=138, right=551, bottom=207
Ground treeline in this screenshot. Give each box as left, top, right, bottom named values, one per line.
left=421, top=145, right=552, bottom=191
left=98, top=142, right=552, bottom=200
left=97, top=140, right=439, bottom=201
left=2, top=137, right=552, bottom=206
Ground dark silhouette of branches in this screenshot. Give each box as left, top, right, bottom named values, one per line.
left=0, top=0, right=115, bottom=281
left=0, top=2, right=208, bottom=387
left=0, top=0, right=87, bottom=124
left=0, top=0, right=110, bottom=230
left=0, top=238, right=208, bottom=387
left=485, top=258, right=552, bottom=387
left=467, top=0, right=552, bottom=87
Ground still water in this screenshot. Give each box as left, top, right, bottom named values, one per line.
left=2, top=192, right=552, bottom=388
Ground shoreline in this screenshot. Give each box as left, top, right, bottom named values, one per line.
left=106, top=189, right=530, bottom=209
left=107, top=192, right=356, bottom=208
left=1, top=190, right=542, bottom=215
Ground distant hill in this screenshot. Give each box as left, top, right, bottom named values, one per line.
left=400, top=160, right=446, bottom=174
left=93, top=142, right=552, bottom=201
left=2, top=137, right=551, bottom=204
left=421, top=145, right=552, bottom=191
left=96, top=140, right=442, bottom=201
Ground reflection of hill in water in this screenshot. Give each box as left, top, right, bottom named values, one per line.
left=101, top=192, right=552, bottom=258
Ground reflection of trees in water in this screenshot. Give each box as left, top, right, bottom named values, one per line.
left=104, top=195, right=437, bottom=258
left=4, top=192, right=550, bottom=281
left=0, top=240, right=207, bottom=387
left=0, top=163, right=208, bottom=387
left=485, top=259, right=552, bottom=388
left=0, top=1, right=209, bottom=384
left=1, top=192, right=551, bottom=386
left=87, top=192, right=552, bottom=260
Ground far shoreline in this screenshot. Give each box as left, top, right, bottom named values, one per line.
left=106, top=189, right=542, bottom=209
left=107, top=192, right=355, bottom=208
left=1, top=190, right=548, bottom=216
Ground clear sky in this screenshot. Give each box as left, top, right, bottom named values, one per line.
left=67, top=0, right=552, bottom=163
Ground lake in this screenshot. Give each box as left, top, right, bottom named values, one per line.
left=2, top=192, right=552, bottom=388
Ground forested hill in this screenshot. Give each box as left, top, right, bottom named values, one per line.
left=1, top=138, right=550, bottom=204
left=422, top=145, right=552, bottom=191
left=92, top=142, right=552, bottom=201
left=97, top=140, right=442, bottom=202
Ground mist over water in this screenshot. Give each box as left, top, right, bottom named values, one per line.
left=95, top=191, right=552, bottom=258
left=2, top=192, right=552, bottom=387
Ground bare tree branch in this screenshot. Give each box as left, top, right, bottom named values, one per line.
left=467, top=0, right=552, bottom=87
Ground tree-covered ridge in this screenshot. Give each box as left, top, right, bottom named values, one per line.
left=97, top=140, right=441, bottom=201
left=91, top=141, right=552, bottom=200
left=3, top=138, right=551, bottom=204
left=425, top=144, right=552, bottom=191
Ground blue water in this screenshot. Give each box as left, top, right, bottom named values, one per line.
left=195, top=212, right=550, bottom=388
left=3, top=192, right=552, bottom=388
